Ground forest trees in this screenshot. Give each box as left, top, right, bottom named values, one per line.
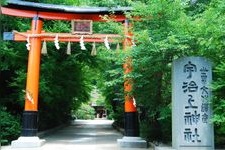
left=128, top=0, right=225, bottom=146
left=1, top=0, right=225, bottom=147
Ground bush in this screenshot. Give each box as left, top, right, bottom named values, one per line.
left=73, top=103, right=95, bottom=120
left=0, top=107, right=21, bottom=145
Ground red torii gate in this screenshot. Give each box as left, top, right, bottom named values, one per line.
left=1, top=0, right=146, bottom=148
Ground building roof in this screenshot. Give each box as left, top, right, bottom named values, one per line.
left=4, top=0, right=132, bottom=14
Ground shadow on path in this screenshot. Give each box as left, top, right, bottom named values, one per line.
left=2, top=119, right=152, bottom=150
left=43, top=119, right=121, bottom=149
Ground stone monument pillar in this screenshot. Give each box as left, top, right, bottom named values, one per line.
left=172, top=56, right=214, bottom=150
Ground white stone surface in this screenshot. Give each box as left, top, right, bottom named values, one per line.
left=172, top=57, right=214, bottom=150
left=117, top=136, right=148, bottom=148
left=11, top=136, right=45, bottom=148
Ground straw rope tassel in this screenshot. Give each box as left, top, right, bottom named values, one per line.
left=91, top=42, right=97, bottom=56
left=66, top=41, right=71, bottom=55
left=41, top=41, right=47, bottom=55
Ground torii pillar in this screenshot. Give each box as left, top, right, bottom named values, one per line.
left=11, top=16, right=46, bottom=148
left=117, top=19, right=147, bottom=148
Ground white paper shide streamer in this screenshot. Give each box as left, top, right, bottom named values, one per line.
left=104, top=36, right=110, bottom=50
left=54, top=34, right=60, bottom=50
left=26, top=35, right=31, bottom=51
left=80, top=35, right=86, bottom=50
left=133, top=97, right=137, bottom=107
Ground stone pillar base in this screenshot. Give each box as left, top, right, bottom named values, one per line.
left=11, top=137, right=45, bottom=148
left=117, top=136, right=148, bottom=148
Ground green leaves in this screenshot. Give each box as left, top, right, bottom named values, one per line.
left=73, top=103, right=95, bottom=120
left=127, top=0, right=225, bottom=142
left=0, top=107, right=21, bottom=145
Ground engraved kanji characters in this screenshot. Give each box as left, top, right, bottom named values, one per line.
left=182, top=61, right=202, bottom=143
left=184, top=128, right=201, bottom=143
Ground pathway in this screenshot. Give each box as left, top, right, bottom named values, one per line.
left=2, top=119, right=153, bottom=150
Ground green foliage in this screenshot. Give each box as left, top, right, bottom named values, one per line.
left=0, top=0, right=6, bottom=5
left=193, top=2, right=225, bottom=146
left=90, top=88, right=105, bottom=106
left=127, top=0, right=225, bottom=145
left=91, top=0, right=132, bottom=7
left=37, top=42, right=96, bottom=130
left=129, top=0, right=187, bottom=141
left=73, top=103, right=95, bottom=120
left=29, top=0, right=86, bottom=5
left=95, top=48, right=125, bottom=125
left=30, top=0, right=132, bottom=6
left=211, top=62, right=225, bottom=147
left=1, top=0, right=225, bottom=148
left=0, top=107, right=21, bottom=145
left=109, top=104, right=124, bottom=127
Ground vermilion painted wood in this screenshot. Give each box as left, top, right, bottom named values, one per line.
left=24, top=18, right=43, bottom=111
left=1, top=4, right=133, bottom=112
left=123, top=20, right=137, bottom=113
left=12, top=32, right=122, bottom=42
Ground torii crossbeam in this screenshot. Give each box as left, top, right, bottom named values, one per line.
left=4, top=31, right=121, bottom=42
left=1, top=0, right=146, bottom=148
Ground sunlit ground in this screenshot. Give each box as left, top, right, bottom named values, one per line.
left=1, top=119, right=152, bottom=150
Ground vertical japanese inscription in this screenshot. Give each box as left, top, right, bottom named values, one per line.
left=172, top=57, right=214, bottom=150
left=182, top=61, right=202, bottom=143
left=200, top=67, right=210, bottom=124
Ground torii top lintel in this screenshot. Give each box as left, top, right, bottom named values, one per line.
left=1, top=0, right=132, bottom=21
